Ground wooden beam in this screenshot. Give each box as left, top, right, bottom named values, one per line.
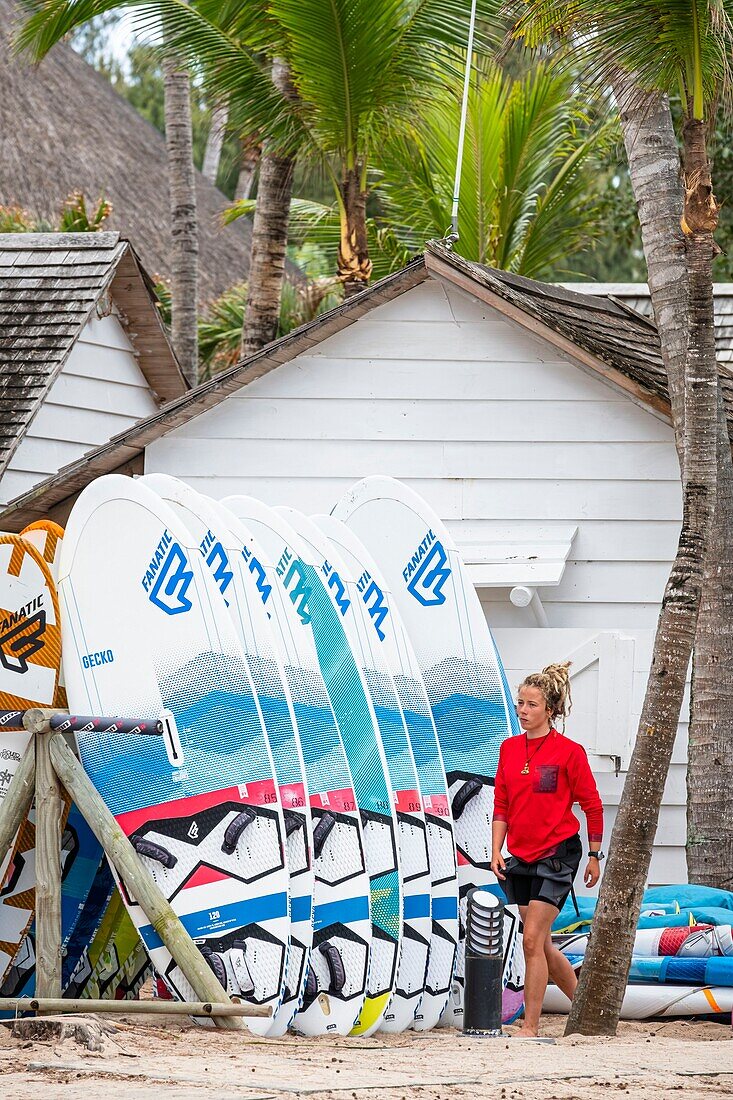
left=47, top=734, right=247, bottom=1031
left=0, top=997, right=270, bottom=1018
left=34, top=728, right=63, bottom=999
left=0, top=740, right=35, bottom=861
left=425, top=250, right=673, bottom=425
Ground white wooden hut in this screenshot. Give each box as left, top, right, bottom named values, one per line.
left=0, top=232, right=186, bottom=508
left=4, top=241, right=726, bottom=890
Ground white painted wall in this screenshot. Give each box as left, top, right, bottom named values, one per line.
left=1, top=311, right=159, bottom=506
left=145, top=275, right=687, bottom=886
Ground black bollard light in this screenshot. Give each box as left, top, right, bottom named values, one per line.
left=462, top=887, right=504, bottom=1037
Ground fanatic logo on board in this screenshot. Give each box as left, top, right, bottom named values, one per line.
left=142, top=533, right=194, bottom=616
left=0, top=610, right=46, bottom=674
left=403, top=532, right=451, bottom=607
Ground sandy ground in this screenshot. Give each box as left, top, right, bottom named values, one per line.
left=0, top=1010, right=730, bottom=1100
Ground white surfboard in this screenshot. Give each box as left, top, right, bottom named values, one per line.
left=313, top=514, right=460, bottom=1031
left=140, top=473, right=315, bottom=1036
left=275, top=507, right=404, bottom=1037
left=295, top=511, right=432, bottom=1033
left=334, top=476, right=522, bottom=1027
left=221, top=494, right=372, bottom=1036
left=59, top=474, right=290, bottom=1016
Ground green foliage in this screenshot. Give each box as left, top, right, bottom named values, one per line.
left=372, top=59, right=613, bottom=277
left=57, top=191, right=113, bottom=231
left=0, top=192, right=111, bottom=233
left=197, top=270, right=341, bottom=379
left=512, top=0, right=733, bottom=122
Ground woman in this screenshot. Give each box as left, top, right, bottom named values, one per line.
left=490, top=662, right=604, bottom=1037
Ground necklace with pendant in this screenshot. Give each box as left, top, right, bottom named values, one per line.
left=521, top=730, right=551, bottom=775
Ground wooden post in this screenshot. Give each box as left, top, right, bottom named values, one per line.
left=48, top=734, right=247, bottom=1031
left=31, top=710, right=63, bottom=999
left=0, top=739, right=35, bottom=859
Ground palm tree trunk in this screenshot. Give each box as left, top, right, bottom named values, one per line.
left=241, top=61, right=295, bottom=357
left=565, top=86, right=719, bottom=1037
left=202, top=102, right=228, bottom=184
left=163, top=55, right=199, bottom=386
left=240, top=149, right=295, bottom=356
left=687, top=397, right=733, bottom=889
left=337, top=163, right=372, bottom=297
left=235, top=139, right=262, bottom=201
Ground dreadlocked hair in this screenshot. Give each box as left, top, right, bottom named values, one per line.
left=519, top=662, right=572, bottom=730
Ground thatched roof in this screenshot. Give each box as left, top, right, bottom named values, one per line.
left=0, top=231, right=185, bottom=480
left=0, top=0, right=253, bottom=305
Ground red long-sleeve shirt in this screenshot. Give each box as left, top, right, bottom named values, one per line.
left=493, top=729, right=603, bottom=863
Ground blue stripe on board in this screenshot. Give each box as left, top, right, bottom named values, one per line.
left=432, top=896, right=460, bottom=921
left=291, top=893, right=313, bottom=924
left=313, top=895, right=371, bottom=932
left=138, top=891, right=288, bottom=951
left=404, top=893, right=431, bottom=920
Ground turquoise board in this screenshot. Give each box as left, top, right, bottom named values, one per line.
left=222, top=495, right=372, bottom=1037
left=314, top=514, right=460, bottom=1032
left=277, top=506, right=403, bottom=1037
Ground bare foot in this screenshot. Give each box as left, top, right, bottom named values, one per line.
left=513, top=1026, right=539, bottom=1038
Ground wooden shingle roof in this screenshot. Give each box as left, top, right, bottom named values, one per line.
left=0, top=231, right=185, bottom=478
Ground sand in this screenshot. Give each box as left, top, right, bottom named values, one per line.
left=0, top=1011, right=730, bottom=1100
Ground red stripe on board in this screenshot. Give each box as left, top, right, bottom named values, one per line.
left=394, top=789, right=422, bottom=814
left=183, top=863, right=231, bottom=891
left=279, top=783, right=306, bottom=811
left=457, top=851, right=470, bottom=866
left=116, top=779, right=278, bottom=835
left=423, top=794, right=450, bottom=818
left=309, top=787, right=357, bottom=813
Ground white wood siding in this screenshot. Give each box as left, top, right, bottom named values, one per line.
left=145, top=275, right=687, bottom=886
left=2, top=312, right=159, bottom=506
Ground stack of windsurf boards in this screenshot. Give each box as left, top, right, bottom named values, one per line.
left=1, top=475, right=522, bottom=1035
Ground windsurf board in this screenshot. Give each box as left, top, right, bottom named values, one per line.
left=59, top=474, right=290, bottom=1014
left=0, top=535, right=63, bottom=983
left=333, top=476, right=522, bottom=1027
left=275, top=505, right=403, bottom=1037
left=221, top=494, right=372, bottom=1036
left=313, top=514, right=460, bottom=1031
left=141, top=473, right=314, bottom=1036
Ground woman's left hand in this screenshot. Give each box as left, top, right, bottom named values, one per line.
left=583, top=858, right=600, bottom=889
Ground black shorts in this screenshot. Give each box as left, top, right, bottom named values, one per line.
left=501, top=834, right=582, bottom=912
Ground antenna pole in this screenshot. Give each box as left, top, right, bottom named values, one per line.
left=449, top=0, right=478, bottom=246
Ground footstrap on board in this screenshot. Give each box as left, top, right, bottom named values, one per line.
left=312, top=811, right=336, bottom=858
left=451, top=777, right=483, bottom=820
left=221, top=806, right=257, bottom=854
left=130, top=835, right=177, bottom=868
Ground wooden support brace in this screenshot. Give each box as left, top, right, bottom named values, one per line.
left=0, top=739, right=35, bottom=859
left=47, top=734, right=248, bottom=1031
left=34, top=727, right=63, bottom=999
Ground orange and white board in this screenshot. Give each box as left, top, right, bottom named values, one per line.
left=0, top=535, right=63, bottom=981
